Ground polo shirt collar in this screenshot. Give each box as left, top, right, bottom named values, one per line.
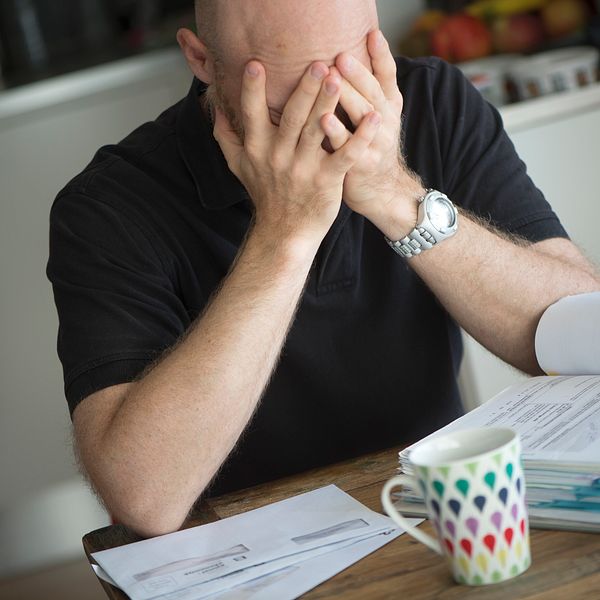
left=176, top=78, right=249, bottom=210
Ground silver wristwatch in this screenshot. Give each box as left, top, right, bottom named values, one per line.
left=385, top=189, right=458, bottom=258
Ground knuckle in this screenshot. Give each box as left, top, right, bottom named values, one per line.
left=314, top=173, right=328, bottom=189
left=302, top=121, right=320, bottom=140
left=280, top=112, right=306, bottom=131
left=299, top=74, right=320, bottom=96
left=290, top=161, right=309, bottom=182
left=342, top=145, right=361, bottom=165
left=240, top=106, right=254, bottom=124
left=355, top=126, right=372, bottom=144
left=370, top=149, right=382, bottom=164
left=245, top=140, right=262, bottom=161
left=370, top=83, right=385, bottom=103
left=226, top=158, right=239, bottom=175
left=267, top=148, right=286, bottom=171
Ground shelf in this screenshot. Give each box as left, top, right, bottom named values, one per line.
left=500, top=82, right=600, bottom=134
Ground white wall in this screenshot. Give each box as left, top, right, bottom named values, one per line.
left=0, top=49, right=192, bottom=577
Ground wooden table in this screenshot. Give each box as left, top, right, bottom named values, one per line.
left=83, top=448, right=600, bottom=599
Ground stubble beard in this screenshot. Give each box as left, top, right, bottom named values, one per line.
left=203, top=68, right=245, bottom=142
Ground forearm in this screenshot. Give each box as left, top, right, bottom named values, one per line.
left=71, top=53, right=379, bottom=536
left=90, top=228, right=317, bottom=535
left=367, top=178, right=600, bottom=374
left=408, top=213, right=600, bottom=373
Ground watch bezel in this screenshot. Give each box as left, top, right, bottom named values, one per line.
left=424, top=192, right=458, bottom=235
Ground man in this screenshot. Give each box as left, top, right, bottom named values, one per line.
left=47, top=0, right=599, bottom=537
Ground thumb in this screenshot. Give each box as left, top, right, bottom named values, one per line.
left=213, top=107, right=244, bottom=176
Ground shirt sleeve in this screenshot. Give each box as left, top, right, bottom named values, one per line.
left=430, top=58, right=568, bottom=243
left=47, top=191, right=190, bottom=416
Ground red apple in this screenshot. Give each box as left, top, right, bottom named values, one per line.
left=431, top=14, right=493, bottom=63
left=492, top=14, right=545, bottom=54
left=541, top=0, right=589, bottom=38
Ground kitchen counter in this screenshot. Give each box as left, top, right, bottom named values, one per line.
left=0, top=46, right=186, bottom=123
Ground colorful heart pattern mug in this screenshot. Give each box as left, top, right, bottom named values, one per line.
left=381, top=427, right=530, bottom=586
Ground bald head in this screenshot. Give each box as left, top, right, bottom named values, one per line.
left=196, top=0, right=377, bottom=58
left=184, top=0, right=379, bottom=132
left=194, top=0, right=218, bottom=50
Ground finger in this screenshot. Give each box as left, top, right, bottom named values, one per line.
left=240, top=61, right=273, bottom=151
left=297, top=74, right=341, bottom=154
left=338, top=78, right=374, bottom=127
left=320, top=113, right=351, bottom=151
left=336, top=52, right=387, bottom=112
left=367, top=30, right=401, bottom=102
left=277, top=62, right=329, bottom=149
left=327, top=111, right=381, bottom=174
left=213, top=107, right=244, bottom=176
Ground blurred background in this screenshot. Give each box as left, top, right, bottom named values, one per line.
left=0, top=0, right=192, bottom=88
left=1, top=0, right=600, bottom=598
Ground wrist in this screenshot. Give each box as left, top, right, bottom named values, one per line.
left=368, top=174, right=425, bottom=241
left=247, top=223, right=322, bottom=270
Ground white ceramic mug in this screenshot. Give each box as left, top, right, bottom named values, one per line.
left=381, top=427, right=531, bottom=585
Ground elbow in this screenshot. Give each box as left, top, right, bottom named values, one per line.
left=111, top=501, right=189, bottom=538
left=520, top=351, right=545, bottom=377
left=514, top=354, right=545, bottom=378
left=84, top=459, right=214, bottom=537
left=106, top=490, right=194, bottom=538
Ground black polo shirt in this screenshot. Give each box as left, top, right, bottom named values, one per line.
left=48, top=57, right=567, bottom=497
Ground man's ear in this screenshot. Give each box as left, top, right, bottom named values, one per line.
left=176, top=28, right=215, bottom=84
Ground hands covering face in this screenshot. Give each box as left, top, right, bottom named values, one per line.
left=213, top=29, right=413, bottom=245
left=327, top=30, right=412, bottom=224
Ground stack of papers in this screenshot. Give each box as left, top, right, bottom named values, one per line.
left=394, top=376, right=600, bottom=532
left=92, top=485, right=419, bottom=599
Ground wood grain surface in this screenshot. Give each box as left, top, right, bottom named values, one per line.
left=83, top=448, right=600, bottom=599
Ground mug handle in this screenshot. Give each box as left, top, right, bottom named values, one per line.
left=381, top=475, right=442, bottom=555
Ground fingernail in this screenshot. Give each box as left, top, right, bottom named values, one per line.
left=369, top=112, right=381, bottom=125
left=246, top=63, right=259, bottom=77
left=340, top=54, right=354, bottom=72
left=376, top=30, right=385, bottom=46
left=311, top=64, right=326, bottom=80
left=325, top=79, right=339, bottom=95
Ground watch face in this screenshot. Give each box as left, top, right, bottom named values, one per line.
left=427, top=196, right=456, bottom=233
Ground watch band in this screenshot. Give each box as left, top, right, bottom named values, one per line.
left=385, top=226, right=436, bottom=258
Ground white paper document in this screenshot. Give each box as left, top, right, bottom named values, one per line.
left=535, top=291, right=600, bottom=376
left=402, top=375, right=600, bottom=467
left=92, top=485, right=411, bottom=600
left=93, top=529, right=405, bottom=600
left=204, top=529, right=403, bottom=600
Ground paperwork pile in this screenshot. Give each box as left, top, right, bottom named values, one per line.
left=394, top=375, right=600, bottom=532
left=92, top=485, right=416, bottom=600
